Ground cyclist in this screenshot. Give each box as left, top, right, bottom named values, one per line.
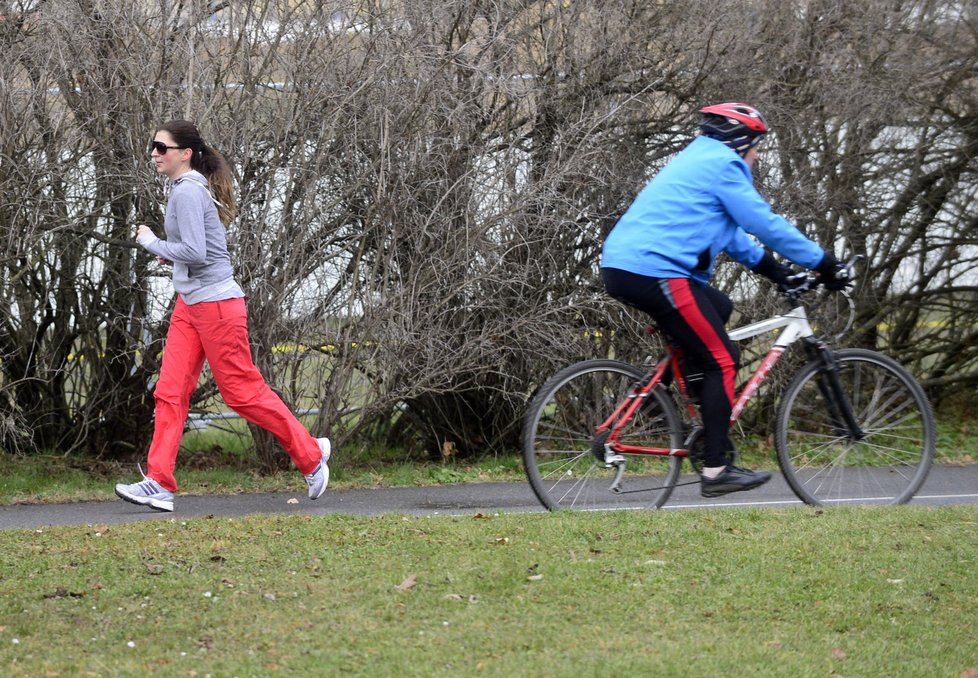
left=601, top=102, right=848, bottom=498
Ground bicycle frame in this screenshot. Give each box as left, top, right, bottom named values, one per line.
left=597, top=304, right=818, bottom=457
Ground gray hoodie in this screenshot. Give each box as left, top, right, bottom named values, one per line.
left=141, top=170, right=244, bottom=305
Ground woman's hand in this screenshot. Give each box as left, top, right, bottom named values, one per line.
left=135, top=224, right=159, bottom=247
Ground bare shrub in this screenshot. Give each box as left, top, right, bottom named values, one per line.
left=0, top=0, right=975, bottom=463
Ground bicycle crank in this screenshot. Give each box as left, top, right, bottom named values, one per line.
left=684, top=428, right=737, bottom=475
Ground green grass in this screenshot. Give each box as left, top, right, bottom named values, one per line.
left=1, top=408, right=974, bottom=506
left=0, top=440, right=526, bottom=506
left=0, top=410, right=526, bottom=505
left=0, top=506, right=976, bottom=676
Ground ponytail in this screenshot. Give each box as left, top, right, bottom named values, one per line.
left=193, top=144, right=238, bottom=226
left=158, top=120, right=238, bottom=226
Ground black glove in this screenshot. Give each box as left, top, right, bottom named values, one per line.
left=814, top=253, right=851, bottom=291
left=751, top=252, right=797, bottom=288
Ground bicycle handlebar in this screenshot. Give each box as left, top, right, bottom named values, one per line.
left=782, top=254, right=863, bottom=302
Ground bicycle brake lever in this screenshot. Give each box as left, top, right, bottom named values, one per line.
left=843, top=254, right=863, bottom=281
left=781, top=273, right=815, bottom=300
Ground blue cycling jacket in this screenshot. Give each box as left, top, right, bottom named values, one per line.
left=601, top=136, right=825, bottom=283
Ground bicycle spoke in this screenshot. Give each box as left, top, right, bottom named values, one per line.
left=551, top=465, right=597, bottom=506
left=522, top=360, right=684, bottom=511
left=537, top=450, right=590, bottom=477
left=776, top=349, right=934, bottom=506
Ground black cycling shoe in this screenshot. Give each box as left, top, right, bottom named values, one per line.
left=700, top=465, right=772, bottom=498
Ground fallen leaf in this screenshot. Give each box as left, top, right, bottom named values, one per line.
left=472, top=513, right=492, bottom=520
left=495, top=537, right=509, bottom=545
left=44, top=587, right=84, bottom=599
left=395, top=575, right=417, bottom=591
left=286, top=498, right=299, bottom=505
left=527, top=574, right=544, bottom=581
left=444, top=593, right=464, bottom=601
left=960, top=669, right=978, bottom=678
left=144, top=563, right=164, bottom=575
left=831, top=648, right=847, bottom=659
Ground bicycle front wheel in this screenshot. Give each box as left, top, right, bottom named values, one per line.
left=522, top=359, right=683, bottom=511
left=776, top=348, right=935, bottom=505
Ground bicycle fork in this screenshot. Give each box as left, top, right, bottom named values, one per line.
left=807, top=339, right=866, bottom=441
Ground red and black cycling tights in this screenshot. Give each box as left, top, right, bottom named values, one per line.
left=603, top=267, right=740, bottom=468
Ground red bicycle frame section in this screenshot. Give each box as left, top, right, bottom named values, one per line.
left=596, top=305, right=818, bottom=458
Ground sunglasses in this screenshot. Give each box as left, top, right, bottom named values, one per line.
left=150, top=141, right=184, bottom=154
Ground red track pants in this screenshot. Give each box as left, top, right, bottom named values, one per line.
left=146, top=296, right=321, bottom=492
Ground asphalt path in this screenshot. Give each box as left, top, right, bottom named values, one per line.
left=1, top=464, right=976, bottom=531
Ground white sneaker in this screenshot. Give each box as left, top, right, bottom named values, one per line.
left=115, top=472, right=174, bottom=512
left=305, top=438, right=331, bottom=500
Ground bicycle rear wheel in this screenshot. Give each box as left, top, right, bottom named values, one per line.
left=522, top=359, right=683, bottom=511
left=776, top=348, right=935, bottom=505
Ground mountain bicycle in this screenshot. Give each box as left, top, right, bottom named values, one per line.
left=521, top=258, right=935, bottom=510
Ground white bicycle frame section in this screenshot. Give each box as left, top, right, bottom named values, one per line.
left=726, top=304, right=816, bottom=422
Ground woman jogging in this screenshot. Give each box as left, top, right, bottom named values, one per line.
left=115, top=120, right=330, bottom=512
left=601, top=102, right=849, bottom=498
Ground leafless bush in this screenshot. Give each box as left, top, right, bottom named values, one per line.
left=0, top=0, right=975, bottom=463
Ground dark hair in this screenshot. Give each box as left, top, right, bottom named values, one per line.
left=158, top=120, right=237, bottom=225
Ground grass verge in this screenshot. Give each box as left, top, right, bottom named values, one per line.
left=0, top=444, right=526, bottom=506
left=1, top=506, right=976, bottom=676
left=1, top=410, right=974, bottom=506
